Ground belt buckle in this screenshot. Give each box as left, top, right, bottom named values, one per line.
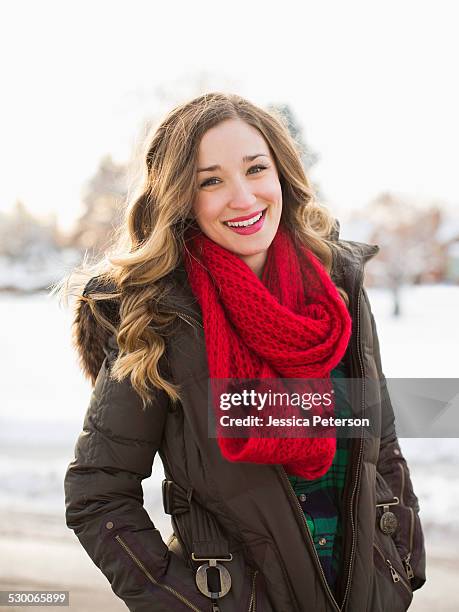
left=191, top=553, right=233, bottom=599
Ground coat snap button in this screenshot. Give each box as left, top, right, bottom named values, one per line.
left=393, top=448, right=400, bottom=455
left=298, top=494, right=307, bottom=502
left=318, top=537, right=327, bottom=546
left=106, top=521, right=114, bottom=530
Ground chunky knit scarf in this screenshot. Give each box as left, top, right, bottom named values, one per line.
left=183, top=224, right=352, bottom=479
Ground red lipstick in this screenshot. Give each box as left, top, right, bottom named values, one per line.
left=222, top=209, right=265, bottom=223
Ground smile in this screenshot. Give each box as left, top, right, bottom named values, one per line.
left=222, top=208, right=267, bottom=235
left=223, top=209, right=266, bottom=227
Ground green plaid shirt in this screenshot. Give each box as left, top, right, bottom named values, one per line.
left=287, top=360, right=351, bottom=595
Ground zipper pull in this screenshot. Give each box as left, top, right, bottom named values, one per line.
left=385, top=559, right=400, bottom=583
left=248, top=569, right=258, bottom=612
left=404, top=552, right=414, bottom=579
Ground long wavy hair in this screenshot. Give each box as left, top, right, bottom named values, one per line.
left=54, top=92, right=348, bottom=409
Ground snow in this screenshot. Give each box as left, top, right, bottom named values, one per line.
left=0, top=285, right=458, bottom=548
left=0, top=248, right=80, bottom=292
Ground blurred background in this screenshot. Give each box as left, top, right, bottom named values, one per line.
left=1, top=1, right=458, bottom=610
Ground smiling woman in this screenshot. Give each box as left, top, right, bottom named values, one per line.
left=59, top=92, right=425, bottom=612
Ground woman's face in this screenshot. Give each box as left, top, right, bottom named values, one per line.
left=192, top=118, right=283, bottom=277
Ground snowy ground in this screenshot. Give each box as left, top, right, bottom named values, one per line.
left=0, top=285, right=458, bottom=610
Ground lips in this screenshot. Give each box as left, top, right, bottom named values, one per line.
left=222, top=208, right=267, bottom=235
left=222, top=208, right=267, bottom=226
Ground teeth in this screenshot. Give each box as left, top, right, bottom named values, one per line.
left=226, top=211, right=263, bottom=227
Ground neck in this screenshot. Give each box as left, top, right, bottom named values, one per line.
left=239, top=251, right=267, bottom=279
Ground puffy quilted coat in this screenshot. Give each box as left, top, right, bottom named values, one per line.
left=64, top=227, right=426, bottom=611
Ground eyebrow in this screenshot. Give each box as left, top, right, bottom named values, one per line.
left=197, top=153, right=270, bottom=173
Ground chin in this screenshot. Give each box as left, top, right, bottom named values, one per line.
left=246, top=232, right=276, bottom=249
left=230, top=240, right=273, bottom=258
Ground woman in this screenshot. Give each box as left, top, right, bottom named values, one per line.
left=63, top=92, right=426, bottom=611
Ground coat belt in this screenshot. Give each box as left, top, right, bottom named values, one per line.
left=162, top=478, right=231, bottom=558
left=162, top=478, right=233, bottom=605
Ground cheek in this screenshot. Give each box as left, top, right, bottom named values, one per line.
left=193, top=193, right=225, bottom=224
left=192, top=194, right=210, bottom=221
left=262, top=178, right=282, bottom=209
left=191, top=195, right=203, bottom=218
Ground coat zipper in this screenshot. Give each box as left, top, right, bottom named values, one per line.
left=247, top=569, right=258, bottom=612
left=278, top=286, right=366, bottom=612
left=373, top=541, right=412, bottom=596
left=339, top=287, right=366, bottom=611
left=115, top=534, right=204, bottom=612
left=279, top=467, right=341, bottom=611
left=398, top=462, right=415, bottom=579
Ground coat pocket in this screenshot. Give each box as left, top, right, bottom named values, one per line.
left=375, top=466, right=426, bottom=591
left=391, top=462, right=426, bottom=590
left=246, top=568, right=278, bottom=612
left=112, top=527, right=210, bottom=611
left=388, top=499, right=425, bottom=587
left=371, top=530, right=413, bottom=611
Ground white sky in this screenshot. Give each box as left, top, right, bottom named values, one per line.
left=1, top=0, right=458, bottom=232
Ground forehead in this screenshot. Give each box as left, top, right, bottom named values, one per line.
left=197, top=119, right=270, bottom=161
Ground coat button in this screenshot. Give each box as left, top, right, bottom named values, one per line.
left=298, top=494, right=307, bottom=502
left=106, top=521, right=114, bottom=529
left=393, top=448, right=400, bottom=455
left=318, top=537, right=327, bottom=546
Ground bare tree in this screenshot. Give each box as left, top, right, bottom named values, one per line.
left=359, top=193, right=445, bottom=316
left=70, top=155, right=128, bottom=255
left=0, top=200, right=60, bottom=260
left=267, top=103, right=319, bottom=171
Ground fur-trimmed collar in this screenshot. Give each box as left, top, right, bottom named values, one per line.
left=72, top=276, right=120, bottom=385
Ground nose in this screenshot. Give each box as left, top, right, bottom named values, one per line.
left=227, top=178, right=257, bottom=210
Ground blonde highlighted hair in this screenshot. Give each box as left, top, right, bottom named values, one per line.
left=54, top=92, right=347, bottom=409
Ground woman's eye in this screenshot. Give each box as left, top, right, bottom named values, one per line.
left=199, top=165, right=268, bottom=188
left=248, top=164, right=268, bottom=174
left=200, top=177, right=220, bottom=188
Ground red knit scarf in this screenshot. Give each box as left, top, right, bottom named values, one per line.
left=183, top=224, right=352, bottom=479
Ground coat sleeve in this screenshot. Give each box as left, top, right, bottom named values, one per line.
left=64, top=339, right=210, bottom=612
left=362, top=288, right=426, bottom=592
